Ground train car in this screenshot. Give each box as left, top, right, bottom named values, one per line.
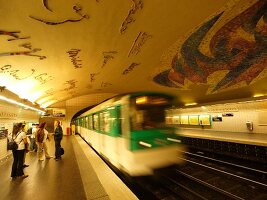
left=72, top=92, right=184, bottom=176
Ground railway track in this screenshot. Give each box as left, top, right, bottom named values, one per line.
left=81, top=135, right=267, bottom=199
left=134, top=150, right=267, bottom=199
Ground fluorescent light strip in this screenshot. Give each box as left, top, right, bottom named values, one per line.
left=185, top=102, right=198, bottom=106
left=0, top=95, right=45, bottom=114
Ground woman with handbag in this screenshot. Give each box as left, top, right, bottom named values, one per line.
left=10, top=122, right=29, bottom=179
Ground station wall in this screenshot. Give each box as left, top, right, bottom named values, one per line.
left=168, top=100, right=267, bottom=134
left=0, top=102, right=40, bottom=161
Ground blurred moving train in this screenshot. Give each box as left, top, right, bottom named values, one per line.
left=72, top=92, right=184, bottom=176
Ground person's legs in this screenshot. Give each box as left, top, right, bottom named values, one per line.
left=33, top=138, right=37, bottom=152
left=17, top=150, right=25, bottom=176
left=29, top=137, right=35, bottom=151
left=37, top=142, right=44, bottom=160
left=11, top=150, right=18, bottom=178
left=43, top=142, right=51, bottom=158
left=55, top=139, right=61, bottom=159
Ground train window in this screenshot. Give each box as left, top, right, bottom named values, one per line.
left=131, top=98, right=169, bottom=131
left=136, top=96, right=170, bottom=106
left=84, top=117, right=86, bottom=127
left=93, top=114, right=99, bottom=130
left=104, top=111, right=110, bottom=133
left=99, top=111, right=110, bottom=133
left=88, top=115, right=92, bottom=129
left=85, top=116, right=88, bottom=128
left=99, top=112, right=104, bottom=132
left=81, top=118, right=84, bottom=127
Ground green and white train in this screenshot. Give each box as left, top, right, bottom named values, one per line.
left=73, top=92, right=184, bottom=176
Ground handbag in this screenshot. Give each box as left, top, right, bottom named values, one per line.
left=7, top=132, right=23, bottom=151
left=60, top=147, right=64, bottom=155
left=7, top=140, right=18, bottom=151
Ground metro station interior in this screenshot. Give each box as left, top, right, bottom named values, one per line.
left=0, top=0, right=266, bottom=199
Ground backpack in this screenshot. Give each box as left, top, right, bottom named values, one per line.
left=36, top=129, right=45, bottom=143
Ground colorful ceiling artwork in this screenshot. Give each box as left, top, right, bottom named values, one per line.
left=0, top=0, right=266, bottom=109
left=154, top=0, right=267, bottom=94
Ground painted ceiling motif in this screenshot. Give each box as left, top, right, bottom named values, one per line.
left=0, top=0, right=266, bottom=108
left=154, top=0, right=267, bottom=96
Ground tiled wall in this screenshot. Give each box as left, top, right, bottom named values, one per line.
left=0, top=103, right=40, bottom=161
left=169, top=100, right=267, bottom=134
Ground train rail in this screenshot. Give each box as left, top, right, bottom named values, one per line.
left=80, top=133, right=267, bottom=199
left=134, top=150, right=267, bottom=199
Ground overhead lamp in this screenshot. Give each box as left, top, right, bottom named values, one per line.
left=253, top=94, right=264, bottom=98
left=0, top=95, right=45, bottom=114
left=185, top=102, right=198, bottom=106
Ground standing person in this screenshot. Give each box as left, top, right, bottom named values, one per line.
left=22, top=124, right=29, bottom=168
left=10, top=123, right=29, bottom=179
left=35, top=122, right=52, bottom=161
left=29, top=124, right=37, bottom=152
left=54, top=120, right=63, bottom=161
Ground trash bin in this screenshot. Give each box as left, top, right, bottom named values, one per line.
left=66, top=127, right=70, bottom=135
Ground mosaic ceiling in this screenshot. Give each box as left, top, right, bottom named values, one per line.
left=0, top=0, right=266, bottom=108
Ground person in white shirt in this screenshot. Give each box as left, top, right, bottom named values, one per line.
left=10, top=122, right=29, bottom=179
left=35, top=122, right=52, bottom=161
left=29, top=124, right=38, bottom=152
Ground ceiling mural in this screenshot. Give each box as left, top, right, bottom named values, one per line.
left=67, top=49, right=83, bottom=69
left=154, top=0, right=267, bottom=95
left=101, top=51, right=118, bottom=68
left=0, top=30, right=46, bottom=60
left=120, top=0, right=143, bottom=34
left=0, top=0, right=266, bottom=109
left=128, top=32, right=152, bottom=57
left=30, top=4, right=89, bottom=25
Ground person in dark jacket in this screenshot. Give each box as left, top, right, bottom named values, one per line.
left=54, top=120, right=63, bottom=161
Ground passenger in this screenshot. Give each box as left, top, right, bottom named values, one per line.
left=10, top=122, right=29, bottom=179
left=21, top=124, right=30, bottom=168
left=54, top=120, right=63, bottom=161
left=29, top=124, right=37, bottom=152
left=35, top=122, right=52, bottom=161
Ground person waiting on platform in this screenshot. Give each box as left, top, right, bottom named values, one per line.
left=35, top=122, right=52, bottom=161
left=21, top=124, right=30, bottom=168
left=29, top=123, right=38, bottom=152
left=54, top=120, right=63, bottom=161
left=10, top=122, right=29, bottom=179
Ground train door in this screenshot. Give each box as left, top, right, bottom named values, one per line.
left=99, top=112, right=105, bottom=155
left=111, top=106, right=122, bottom=165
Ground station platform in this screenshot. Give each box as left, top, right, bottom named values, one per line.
left=0, top=136, right=138, bottom=200
left=176, top=129, right=267, bottom=147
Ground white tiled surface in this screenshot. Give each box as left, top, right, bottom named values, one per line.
left=170, top=100, right=267, bottom=134
left=177, top=129, right=267, bottom=146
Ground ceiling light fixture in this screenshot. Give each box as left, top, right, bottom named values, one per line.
left=253, top=94, right=264, bottom=98
left=0, top=95, right=45, bottom=114
left=185, top=102, right=198, bottom=106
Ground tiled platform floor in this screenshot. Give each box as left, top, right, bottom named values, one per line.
left=0, top=136, right=137, bottom=200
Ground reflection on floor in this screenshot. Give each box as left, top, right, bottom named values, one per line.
left=0, top=136, right=88, bottom=200
left=0, top=135, right=138, bottom=200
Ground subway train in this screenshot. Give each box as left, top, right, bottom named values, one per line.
left=72, top=92, right=185, bottom=176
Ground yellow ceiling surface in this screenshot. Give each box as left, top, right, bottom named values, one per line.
left=0, top=0, right=266, bottom=108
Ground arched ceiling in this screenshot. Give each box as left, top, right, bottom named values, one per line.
left=0, top=0, right=266, bottom=109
